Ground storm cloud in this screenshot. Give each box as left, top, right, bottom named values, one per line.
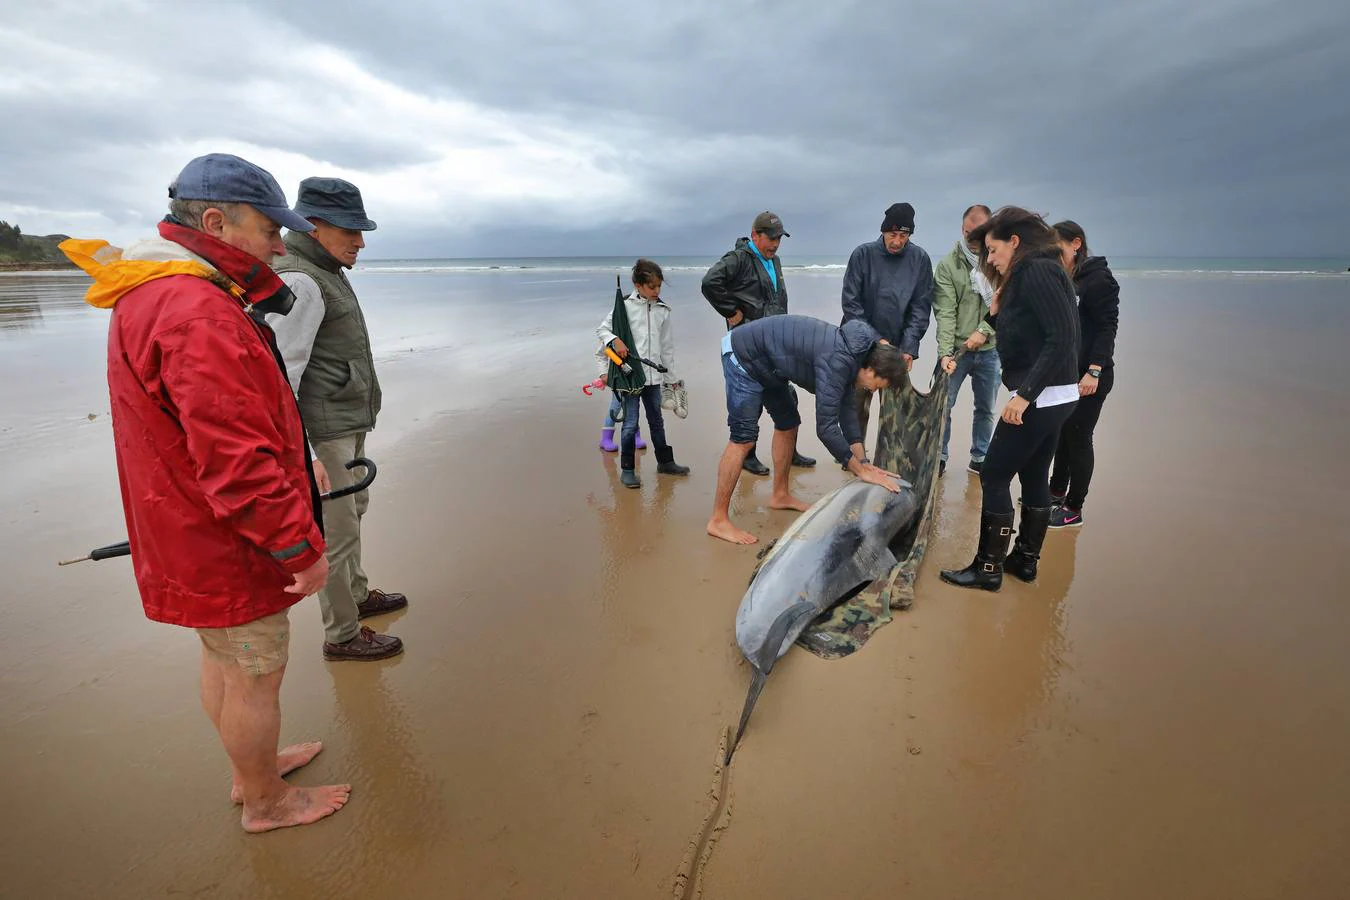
left=3, top=0, right=1346, bottom=258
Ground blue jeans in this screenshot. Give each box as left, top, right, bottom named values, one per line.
left=942, top=349, right=1001, bottom=463
left=723, top=351, right=799, bottom=444
left=619, top=385, right=667, bottom=467
left=604, top=393, right=646, bottom=431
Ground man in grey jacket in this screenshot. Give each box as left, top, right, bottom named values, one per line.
left=840, top=202, right=935, bottom=451
left=267, top=178, right=406, bottom=662
left=706, top=314, right=907, bottom=545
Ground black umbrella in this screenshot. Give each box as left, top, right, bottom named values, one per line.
left=57, top=457, right=377, bottom=566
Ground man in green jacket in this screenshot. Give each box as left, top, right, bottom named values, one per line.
left=268, top=178, right=406, bottom=662
left=934, top=204, right=1001, bottom=477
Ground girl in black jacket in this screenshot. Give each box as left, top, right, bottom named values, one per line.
left=941, top=207, right=1080, bottom=591
left=1047, top=221, right=1120, bottom=529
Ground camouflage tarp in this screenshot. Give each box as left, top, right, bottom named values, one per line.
left=791, top=356, right=958, bottom=660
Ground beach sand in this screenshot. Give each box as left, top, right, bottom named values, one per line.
left=1, top=264, right=1347, bottom=898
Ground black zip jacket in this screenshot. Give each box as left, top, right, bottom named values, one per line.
left=1072, top=256, right=1119, bottom=372
left=701, top=237, right=788, bottom=325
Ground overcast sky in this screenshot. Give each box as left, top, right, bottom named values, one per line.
left=2, top=0, right=1347, bottom=259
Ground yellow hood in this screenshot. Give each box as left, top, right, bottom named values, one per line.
left=60, top=238, right=224, bottom=309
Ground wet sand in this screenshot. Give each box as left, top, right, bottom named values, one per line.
left=2, top=266, right=1348, bottom=898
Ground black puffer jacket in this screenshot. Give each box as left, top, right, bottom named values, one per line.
left=985, top=251, right=1080, bottom=402
left=1072, top=256, right=1119, bottom=372
left=701, top=237, right=788, bottom=325
left=729, top=315, right=880, bottom=464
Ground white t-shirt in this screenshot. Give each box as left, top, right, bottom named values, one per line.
left=1012, top=383, right=1078, bottom=408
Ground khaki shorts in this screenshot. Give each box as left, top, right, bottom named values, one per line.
left=197, top=610, right=291, bottom=676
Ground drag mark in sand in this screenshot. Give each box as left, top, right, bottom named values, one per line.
left=672, top=727, right=735, bottom=900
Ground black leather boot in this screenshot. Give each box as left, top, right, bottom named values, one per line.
left=940, top=511, right=1015, bottom=591
left=791, top=450, right=816, bottom=468
left=1004, top=505, right=1052, bottom=583
left=742, top=445, right=769, bottom=476
left=655, top=446, right=690, bottom=476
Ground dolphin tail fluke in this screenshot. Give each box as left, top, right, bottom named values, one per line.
left=726, top=668, right=769, bottom=765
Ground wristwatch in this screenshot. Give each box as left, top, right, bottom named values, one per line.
left=1087, top=368, right=1101, bottom=378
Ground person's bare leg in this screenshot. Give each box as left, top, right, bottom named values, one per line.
left=218, top=663, right=350, bottom=833
left=707, top=441, right=758, bottom=544
left=769, top=427, right=810, bottom=511
left=201, top=648, right=244, bottom=797
left=230, top=741, right=326, bottom=804
left=201, top=649, right=325, bottom=804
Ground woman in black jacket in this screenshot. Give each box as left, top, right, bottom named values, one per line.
left=1047, top=221, right=1120, bottom=529
left=941, top=207, right=1080, bottom=591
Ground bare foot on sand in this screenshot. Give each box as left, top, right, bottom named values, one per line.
left=231, top=742, right=324, bottom=804
left=707, top=517, right=758, bottom=545
left=769, top=494, right=811, bottom=512
left=241, top=784, right=351, bottom=833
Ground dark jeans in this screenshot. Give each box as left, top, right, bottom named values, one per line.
left=1050, top=368, right=1114, bottom=509
left=980, top=399, right=1077, bottom=515
left=722, top=350, right=800, bottom=444
left=942, top=349, right=1002, bottom=463
left=620, top=385, right=668, bottom=468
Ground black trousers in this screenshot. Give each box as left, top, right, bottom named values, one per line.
left=1050, top=369, right=1114, bottom=509
left=980, top=400, right=1077, bottom=515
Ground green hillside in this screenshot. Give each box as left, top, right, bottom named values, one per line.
left=0, top=221, right=76, bottom=270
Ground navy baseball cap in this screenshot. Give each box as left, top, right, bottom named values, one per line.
left=293, top=177, right=377, bottom=231
left=168, top=153, right=314, bottom=233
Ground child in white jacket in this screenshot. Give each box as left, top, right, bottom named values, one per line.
left=596, top=259, right=690, bottom=488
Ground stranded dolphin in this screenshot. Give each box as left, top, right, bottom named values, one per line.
left=727, top=477, right=922, bottom=761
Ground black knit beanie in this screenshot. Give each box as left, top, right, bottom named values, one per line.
left=880, top=202, right=915, bottom=233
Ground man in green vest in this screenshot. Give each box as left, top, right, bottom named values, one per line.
left=268, top=178, right=406, bottom=661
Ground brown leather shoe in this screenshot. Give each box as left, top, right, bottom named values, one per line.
left=357, top=588, right=408, bottom=619
left=323, top=626, right=404, bottom=661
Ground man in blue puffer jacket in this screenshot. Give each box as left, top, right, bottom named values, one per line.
left=707, top=315, right=909, bottom=545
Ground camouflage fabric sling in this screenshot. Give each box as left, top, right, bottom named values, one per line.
left=789, top=355, right=959, bottom=660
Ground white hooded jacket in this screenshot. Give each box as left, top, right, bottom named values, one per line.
left=596, top=291, right=677, bottom=385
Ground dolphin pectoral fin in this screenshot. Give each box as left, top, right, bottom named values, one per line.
left=727, top=668, right=768, bottom=765
left=855, top=546, right=898, bottom=585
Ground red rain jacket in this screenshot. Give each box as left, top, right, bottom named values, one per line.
left=71, top=222, right=325, bottom=627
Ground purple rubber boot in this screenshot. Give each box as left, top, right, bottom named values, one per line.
left=634, top=425, right=647, bottom=450
left=599, top=427, right=618, bottom=452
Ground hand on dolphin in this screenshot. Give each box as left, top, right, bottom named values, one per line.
left=856, top=463, right=902, bottom=493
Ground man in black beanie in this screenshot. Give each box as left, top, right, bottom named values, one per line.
left=840, top=202, right=935, bottom=450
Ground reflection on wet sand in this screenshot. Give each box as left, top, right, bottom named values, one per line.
left=0, top=291, right=44, bottom=331
left=2, top=269, right=1348, bottom=898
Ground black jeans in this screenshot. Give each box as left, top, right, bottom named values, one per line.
left=620, top=385, right=668, bottom=468
left=980, top=400, right=1077, bottom=515
left=1050, top=369, right=1114, bottom=509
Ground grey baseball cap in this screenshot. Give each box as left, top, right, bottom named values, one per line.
left=168, top=154, right=314, bottom=233
left=292, top=177, right=378, bottom=231
left=752, top=211, right=789, bottom=238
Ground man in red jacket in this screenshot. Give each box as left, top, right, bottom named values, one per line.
left=64, top=153, right=351, bottom=832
